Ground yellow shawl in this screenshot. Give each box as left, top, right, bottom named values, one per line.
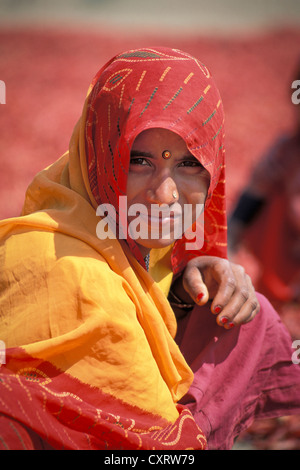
left=0, top=118, right=193, bottom=424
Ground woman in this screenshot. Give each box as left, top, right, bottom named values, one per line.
left=0, top=47, right=299, bottom=450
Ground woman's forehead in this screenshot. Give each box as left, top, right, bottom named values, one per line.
left=132, top=128, right=189, bottom=149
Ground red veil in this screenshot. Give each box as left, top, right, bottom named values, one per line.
left=84, top=47, right=228, bottom=273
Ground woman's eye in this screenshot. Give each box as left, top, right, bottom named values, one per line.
left=178, top=160, right=201, bottom=167
left=130, top=157, right=149, bottom=166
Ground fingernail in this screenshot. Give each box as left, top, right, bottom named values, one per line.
left=196, top=293, right=204, bottom=303
left=220, top=317, right=228, bottom=324
left=214, top=305, right=222, bottom=314
left=228, top=322, right=235, bottom=329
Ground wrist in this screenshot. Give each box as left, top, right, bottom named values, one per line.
left=168, top=276, right=194, bottom=310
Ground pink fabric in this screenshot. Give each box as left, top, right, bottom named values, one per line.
left=176, top=293, right=300, bottom=450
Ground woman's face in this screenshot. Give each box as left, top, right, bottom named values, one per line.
left=126, top=128, right=210, bottom=257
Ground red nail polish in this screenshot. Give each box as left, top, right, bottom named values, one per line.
left=196, top=293, right=204, bottom=303
left=214, top=305, right=222, bottom=314
left=228, top=322, right=235, bottom=328
left=221, top=317, right=228, bottom=324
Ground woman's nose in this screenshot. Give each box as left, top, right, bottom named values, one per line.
left=146, top=177, right=178, bottom=205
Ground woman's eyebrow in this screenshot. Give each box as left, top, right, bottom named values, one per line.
left=130, top=150, right=154, bottom=158
left=178, top=154, right=199, bottom=162
left=130, top=151, right=198, bottom=160
left=180, top=154, right=197, bottom=159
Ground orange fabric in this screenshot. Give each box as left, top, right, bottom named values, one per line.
left=0, top=144, right=193, bottom=423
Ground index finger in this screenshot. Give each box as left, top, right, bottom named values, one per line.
left=208, top=262, right=237, bottom=314
left=182, top=263, right=209, bottom=305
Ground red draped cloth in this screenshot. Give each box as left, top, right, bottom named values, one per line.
left=0, top=349, right=206, bottom=450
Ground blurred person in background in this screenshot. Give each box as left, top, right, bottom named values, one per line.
left=228, top=61, right=300, bottom=311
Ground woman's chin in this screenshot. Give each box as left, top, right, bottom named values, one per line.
left=135, top=236, right=176, bottom=255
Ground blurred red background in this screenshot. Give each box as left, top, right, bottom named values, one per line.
left=0, top=23, right=299, bottom=449
left=0, top=27, right=299, bottom=219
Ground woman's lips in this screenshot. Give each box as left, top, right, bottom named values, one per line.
left=138, top=208, right=182, bottom=226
